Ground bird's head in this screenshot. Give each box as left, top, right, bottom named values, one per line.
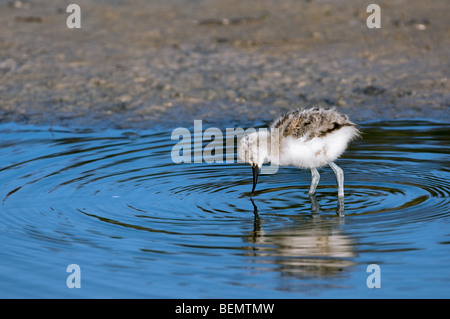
left=238, top=130, right=273, bottom=196
left=237, top=131, right=271, bottom=168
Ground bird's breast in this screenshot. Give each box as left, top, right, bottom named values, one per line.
left=276, top=127, right=354, bottom=168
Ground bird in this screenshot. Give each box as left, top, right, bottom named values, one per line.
left=237, top=107, right=360, bottom=198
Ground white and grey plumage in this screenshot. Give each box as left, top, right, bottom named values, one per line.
left=238, top=107, right=360, bottom=198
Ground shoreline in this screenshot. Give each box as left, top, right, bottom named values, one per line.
left=0, top=0, right=448, bottom=130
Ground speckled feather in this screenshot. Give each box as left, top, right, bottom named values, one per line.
left=271, top=107, right=358, bottom=141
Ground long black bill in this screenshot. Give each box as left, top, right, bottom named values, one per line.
left=251, top=165, right=259, bottom=197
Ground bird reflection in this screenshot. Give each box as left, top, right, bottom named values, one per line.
left=249, top=197, right=259, bottom=216
left=244, top=196, right=355, bottom=289
left=309, top=194, right=345, bottom=216
left=250, top=194, right=345, bottom=217
left=249, top=197, right=263, bottom=243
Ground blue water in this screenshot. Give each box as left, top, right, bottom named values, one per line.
left=0, top=121, right=449, bottom=298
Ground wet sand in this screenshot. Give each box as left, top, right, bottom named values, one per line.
left=0, top=0, right=448, bottom=129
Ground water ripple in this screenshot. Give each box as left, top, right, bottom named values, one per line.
left=0, top=121, right=449, bottom=297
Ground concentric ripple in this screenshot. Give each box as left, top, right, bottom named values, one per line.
left=0, top=121, right=449, bottom=298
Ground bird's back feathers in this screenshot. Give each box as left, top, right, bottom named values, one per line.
left=271, top=107, right=359, bottom=142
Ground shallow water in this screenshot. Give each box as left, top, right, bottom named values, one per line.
left=0, top=121, right=449, bottom=298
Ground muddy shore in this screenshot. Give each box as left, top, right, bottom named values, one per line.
left=0, top=0, right=448, bottom=129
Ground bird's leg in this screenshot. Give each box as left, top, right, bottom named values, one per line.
left=308, top=167, right=320, bottom=196
left=329, top=161, right=344, bottom=198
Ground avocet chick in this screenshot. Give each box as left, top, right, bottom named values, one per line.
left=238, top=107, right=360, bottom=198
